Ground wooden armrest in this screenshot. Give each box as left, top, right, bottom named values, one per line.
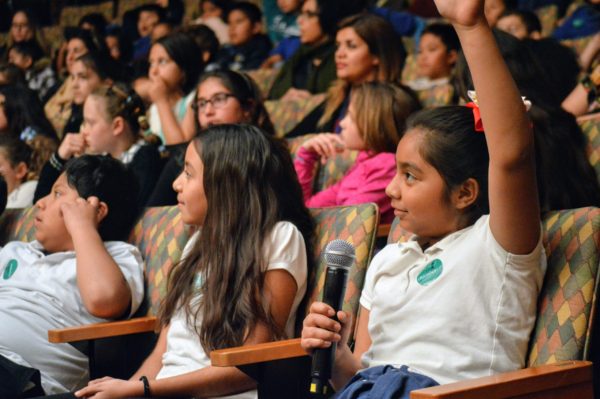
left=410, top=361, right=593, bottom=399
left=211, top=338, right=309, bottom=367
left=48, top=316, right=157, bottom=343
left=377, top=223, right=391, bottom=238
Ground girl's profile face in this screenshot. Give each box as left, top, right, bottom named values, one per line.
left=417, top=33, right=456, bottom=80
left=148, top=44, right=185, bottom=92
left=385, top=130, right=461, bottom=244
left=105, top=35, right=121, bottom=60
left=81, top=96, right=114, bottom=154
left=298, top=0, right=325, bottom=45
left=335, top=27, right=379, bottom=84
left=72, top=61, right=103, bottom=105
left=173, top=142, right=208, bottom=226
left=0, top=151, right=26, bottom=194
left=196, top=77, right=248, bottom=128
left=66, top=38, right=89, bottom=75
left=339, top=103, right=365, bottom=151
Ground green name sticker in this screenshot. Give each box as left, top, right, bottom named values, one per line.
left=417, top=259, right=443, bottom=286
left=3, top=259, right=18, bottom=280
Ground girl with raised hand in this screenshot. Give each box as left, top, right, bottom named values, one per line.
left=301, top=0, right=546, bottom=396
left=35, top=83, right=162, bottom=207
left=146, top=32, right=204, bottom=146
left=76, top=124, right=314, bottom=398
left=294, top=82, right=420, bottom=223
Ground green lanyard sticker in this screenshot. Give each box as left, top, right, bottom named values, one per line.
left=417, top=259, right=443, bottom=286
left=3, top=259, right=18, bottom=280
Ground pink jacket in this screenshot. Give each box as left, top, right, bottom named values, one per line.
left=294, top=147, right=396, bottom=223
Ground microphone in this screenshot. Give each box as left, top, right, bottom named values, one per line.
left=309, top=239, right=355, bottom=397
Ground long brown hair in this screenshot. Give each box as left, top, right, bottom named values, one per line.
left=352, top=82, right=421, bottom=153
left=319, top=13, right=406, bottom=128
left=158, top=124, right=315, bottom=351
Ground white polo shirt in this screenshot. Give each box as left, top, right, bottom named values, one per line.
left=0, top=240, right=144, bottom=394
left=360, top=215, right=546, bottom=384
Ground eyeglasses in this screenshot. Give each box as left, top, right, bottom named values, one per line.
left=298, top=10, right=319, bottom=19
left=193, top=93, right=235, bottom=112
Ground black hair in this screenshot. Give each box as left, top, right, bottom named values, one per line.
left=0, top=84, right=57, bottom=141
left=422, top=23, right=461, bottom=53
left=0, top=63, right=26, bottom=85
left=407, top=106, right=490, bottom=223
left=64, top=155, right=139, bottom=241
left=105, top=25, right=133, bottom=64
left=499, top=9, right=542, bottom=34
left=455, top=30, right=600, bottom=210
left=137, top=4, right=167, bottom=20
left=227, top=1, right=262, bottom=24
left=78, top=12, right=108, bottom=39
left=76, top=49, right=122, bottom=82
left=316, top=0, right=365, bottom=37
left=64, top=27, right=104, bottom=54
left=0, top=135, right=32, bottom=168
left=9, top=40, right=45, bottom=64
left=182, top=24, right=220, bottom=64
left=153, top=32, right=204, bottom=95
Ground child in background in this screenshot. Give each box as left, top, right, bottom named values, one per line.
left=496, top=9, right=542, bottom=39
left=294, top=82, right=419, bottom=223
left=214, top=2, right=272, bottom=71
left=261, top=0, right=302, bottom=69
left=133, top=4, right=165, bottom=61
left=0, top=84, right=58, bottom=141
left=0, top=155, right=144, bottom=395
left=34, top=84, right=162, bottom=207
left=302, top=0, right=546, bottom=397
left=408, top=23, right=460, bottom=92
left=0, top=136, right=43, bottom=208
left=76, top=124, right=314, bottom=398
left=193, top=0, right=231, bottom=45
left=0, top=63, right=25, bottom=85
left=8, top=41, right=56, bottom=102
left=147, top=32, right=203, bottom=145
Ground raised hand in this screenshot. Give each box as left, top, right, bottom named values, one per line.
left=61, top=196, right=105, bottom=236
left=432, top=0, right=486, bottom=29
left=58, top=133, right=86, bottom=160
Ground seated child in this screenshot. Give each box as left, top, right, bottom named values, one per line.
left=302, top=0, right=546, bottom=397
left=0, top=136, right=41, bottom=208
left=8, top=40, right=57, bottom=102
left=76, top=124, right=314, bottom=398
left=408, top=23, right=460, bottom=92
left=261, top=0, right=302, bottom=69
left=496, top=9, right=542, bottom=40
left=294, top=82, right=420, bottom=223
left=193, top=0, right=231, bottom=45
left=214, top=2, right=272, bottom=71
left=0, top=155, right=144, bottom=395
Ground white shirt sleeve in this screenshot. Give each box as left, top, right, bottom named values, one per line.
left=105, top=241, right=145, bottom=317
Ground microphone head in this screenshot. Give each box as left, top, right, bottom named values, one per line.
left=324, top=239, right=355, bottom=269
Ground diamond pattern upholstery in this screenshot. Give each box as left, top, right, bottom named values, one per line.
left=308, top=203, right=379, bottom=339
left=0, top=207, right=38, bottom=245
left=265, top=94, right=326, bottom=137
left=247, top=68, right=279, bottom=99
left=60, top=1, right=114, bottom=27
left=415, top=83, right=455, bottom=109
left=577, top=117, right=600, bottom=185
left=128, top=206, right=193, bottom=316
left=387, top=207, right=600, bottom=366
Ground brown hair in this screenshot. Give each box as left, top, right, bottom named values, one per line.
left=90, top=83, right=148, bottom=137
left=319, top=13, right=406, bottom=128
left=352, top=82, right=420, bottom=153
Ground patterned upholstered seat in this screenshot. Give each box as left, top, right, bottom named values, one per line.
left=265, top=94, right=326, bottom=137
left=128, top=206, right=194, bottom=316
left=415, top=83, right=455, bottom=108
left=59, top=1, right=114, bottom=27
left=577, top=116, right=600, bottom=185
left=0, top=207, right=38, bottom=245
left=387, top=207, right=600, bottom=366
left=535, top=4, right=559, bottom=37
left=247, top=68, right=280, bottom=98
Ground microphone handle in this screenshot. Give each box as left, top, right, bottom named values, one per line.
left=309, top=266, right=349, bottom=397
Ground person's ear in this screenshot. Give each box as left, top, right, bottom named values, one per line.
left=112, top=116, right=125, bottom=137
left=452, top=178, right=479, bottom=210
left=23, top=56, right=33, bottom=69
left=447, top=49, right=458, bottom=66
left=202, top=50, right=211, bottom=63
left=252, top=21, right=263, bottom=35
left=96, top=201, right=109, bottom=223
left=14, top=162, right=28, bottom=181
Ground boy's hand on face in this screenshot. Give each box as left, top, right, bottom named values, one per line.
left=61, top=196, right=103, bottom=236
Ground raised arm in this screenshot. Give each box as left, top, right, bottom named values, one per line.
left=436, top=0, right=540, bottom=254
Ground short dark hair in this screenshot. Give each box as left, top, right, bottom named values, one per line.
left=9, top=40, right=45, bottom=63
left=500, top=9, right=542, bottom=34
left=182, top=24, right=219, bottom=64
left=153, top=32, right=204, bottom=94
left=76, top=49, right=122, bottom=82
left=422, top=23, right=460, bottom=53
left=64, top=155, right=139, bottom=241
left=227, top=1, right=262, bottom=24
